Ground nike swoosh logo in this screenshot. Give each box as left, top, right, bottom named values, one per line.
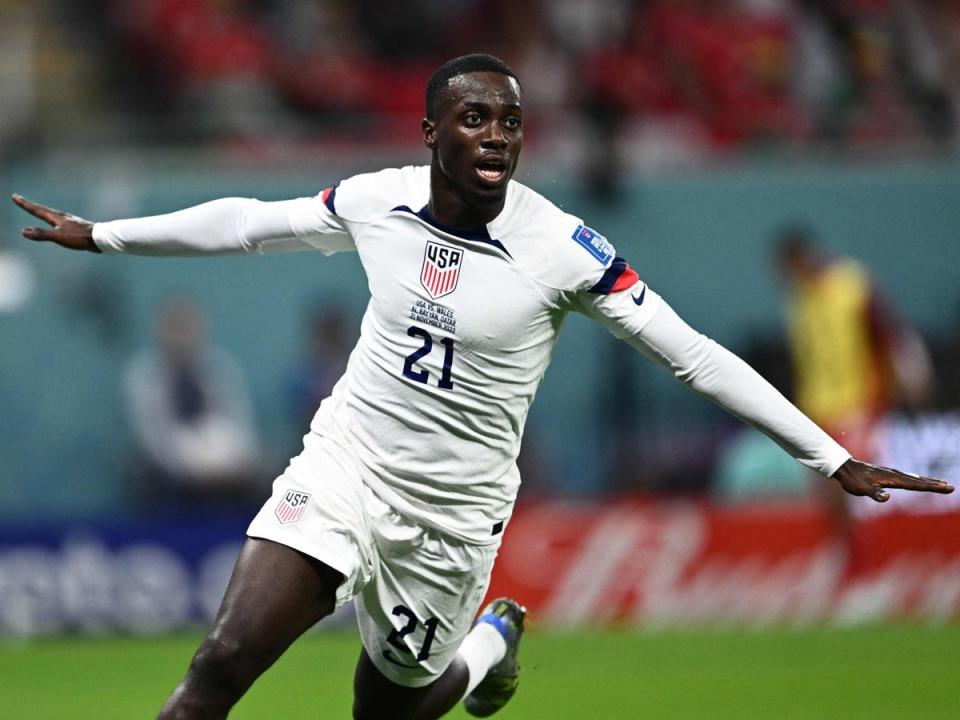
left=632, top=286, right=646, bottom=306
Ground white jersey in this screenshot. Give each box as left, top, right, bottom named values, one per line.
left=93, top=164, right=850, bottom=544
left=290, top=166, right=658, bottom=542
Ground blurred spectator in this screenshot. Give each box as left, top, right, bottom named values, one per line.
left=267, top=1, right=382, bottom=122
left=775, top=225, right=933, bottom=457
left=892, top=0, right=960, bottom=143
left=773, top=224, right=933, bottom=549
left=288, top=302, right=352, bottom=429
left=107, top=0, right=288, bottom=137
left=125, top=298, right=261, bottom=506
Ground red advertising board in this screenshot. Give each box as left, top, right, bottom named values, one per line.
left=488, top=500, right=960, bottom=626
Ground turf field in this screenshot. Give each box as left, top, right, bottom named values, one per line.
left=1, top=625, right=956, bottom=718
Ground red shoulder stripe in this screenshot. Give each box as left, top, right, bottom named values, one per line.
left=611, top=265, right=640, bottom=292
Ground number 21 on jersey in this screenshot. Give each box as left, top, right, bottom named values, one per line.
left=402, top=326, right=455, bottom=390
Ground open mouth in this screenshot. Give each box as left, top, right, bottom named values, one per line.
left=475, top=157, right=509, bottom=184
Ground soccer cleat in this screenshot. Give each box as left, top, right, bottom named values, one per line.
left=464, top=597, right=527, bottom=717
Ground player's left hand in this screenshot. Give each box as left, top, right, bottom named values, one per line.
left=832, top=458, right=954, bottom=502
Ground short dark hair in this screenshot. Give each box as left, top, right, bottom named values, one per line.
left=425, top=54, right=519, bottom=119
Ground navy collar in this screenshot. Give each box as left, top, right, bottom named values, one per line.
left=393, top=205, right=511, bottom=258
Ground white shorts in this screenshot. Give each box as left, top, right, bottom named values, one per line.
left=247, top=433, right=499, bottom=687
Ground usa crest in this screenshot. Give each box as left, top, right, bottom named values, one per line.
left=275, top=490, right=311, bottom=524
left=420, top=241, right=463, bottom=299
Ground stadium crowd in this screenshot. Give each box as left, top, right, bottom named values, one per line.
left=107, top=0, right=960, bottom=147
left=3, top=0, right=960, bottom=155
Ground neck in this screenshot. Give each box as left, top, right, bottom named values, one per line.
left=428, top=162, right=505, bottom=228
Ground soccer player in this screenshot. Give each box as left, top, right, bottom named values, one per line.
left=12, top=54, right=953, bottom=720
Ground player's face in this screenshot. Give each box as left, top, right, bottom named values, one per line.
left=423, top=72, right=523, bottom=207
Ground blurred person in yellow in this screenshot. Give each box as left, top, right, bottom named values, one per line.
left=776, top=225, right=932, bottom=460
left=776, top=225, right=933, bottom=555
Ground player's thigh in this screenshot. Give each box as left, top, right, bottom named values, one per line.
left=204, top=537, right=343, bottom=663
left=355, top=503, right=499, bottom=690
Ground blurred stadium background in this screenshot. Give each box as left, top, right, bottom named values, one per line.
left=2, top=1, right=960, bottom=717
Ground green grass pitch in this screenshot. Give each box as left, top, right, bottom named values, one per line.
left=1, top=625, right=956, bottom=718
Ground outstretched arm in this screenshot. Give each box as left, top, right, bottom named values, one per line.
left=12, top=192, right=352, bottom=257
left=623, top=296, right=953, bottom=502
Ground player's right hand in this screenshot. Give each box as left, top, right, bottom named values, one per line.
left=12, top=194, right=100, bottom=253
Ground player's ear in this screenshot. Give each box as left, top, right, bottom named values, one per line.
left=422, top=117, right=437, bottom=150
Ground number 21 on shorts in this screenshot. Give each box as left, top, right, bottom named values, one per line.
left=382, top=604, right=440, bottom=668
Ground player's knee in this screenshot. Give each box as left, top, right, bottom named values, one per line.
left=187, top=634, right=258, bottom=697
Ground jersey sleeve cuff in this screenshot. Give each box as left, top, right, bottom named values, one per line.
left=820, top=445, right=852, bottom=477
left=91, top=223, right=121, bottom=254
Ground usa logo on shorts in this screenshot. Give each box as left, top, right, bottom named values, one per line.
left=275, top=490, right=311, bottom=524
left=421, top=241, right=463, bottom=299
